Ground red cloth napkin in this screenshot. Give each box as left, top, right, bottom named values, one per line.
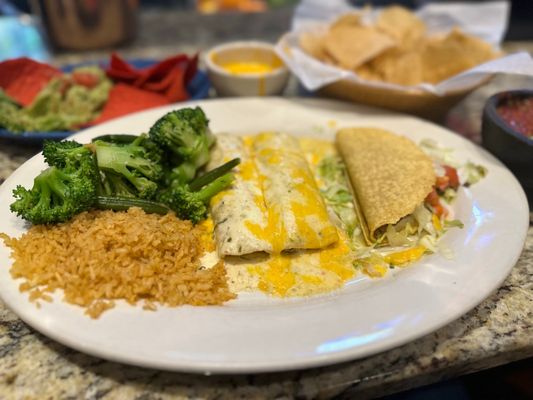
left=106, top=53, right=198, bottom=102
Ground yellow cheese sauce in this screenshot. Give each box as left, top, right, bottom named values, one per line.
left=220, top=61, right=277, bottom=75
left=210, top=135, right=356, bottom=297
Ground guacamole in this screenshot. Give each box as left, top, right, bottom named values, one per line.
left=0, top=66, right=112, bottom=133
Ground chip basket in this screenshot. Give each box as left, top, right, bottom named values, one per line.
left=317, top=75, right=493, bottom=122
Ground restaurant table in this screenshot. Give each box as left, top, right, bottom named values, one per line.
left=0, top=7, right=532, bottom=399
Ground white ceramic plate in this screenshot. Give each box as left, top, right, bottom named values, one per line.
left=0, top=98, right=528, bottom=374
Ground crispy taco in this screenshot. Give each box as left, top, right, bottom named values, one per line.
left=335, top=127, right=436, bottom=245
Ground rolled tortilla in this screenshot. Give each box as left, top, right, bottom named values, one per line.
left=208, top=134, right=272, bottom=256
left=252, top=132, right=338, bottom=252
left=335, top=127, right=435, bottom=243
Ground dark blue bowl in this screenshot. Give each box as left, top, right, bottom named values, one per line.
left=0, top=59, right=210, bottom=145
left=481, top=90, right=533, bottom=205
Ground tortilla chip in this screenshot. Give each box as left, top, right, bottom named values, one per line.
left=376, top=6, right=426, bottom=47
left=89, top=83, right=170, bottom=125
left=355, top=64, right=382, bottom=81
left=0, top=58, right=62, bottom=106
left=324, top=25, right=394, bottom=70
left=335, top=127, right=435, bottom=243
left=330, top=12, right=362, bottom=31
left=368, top=48, right=424, bottom=85
left=299, top=32, right=328, bottom=61
left=421, top=28, right=497, bottom=84
left=297, top=6, right=498, bottom=86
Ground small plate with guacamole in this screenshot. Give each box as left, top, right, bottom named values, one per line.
left=0, top=59, right=210, bottom=145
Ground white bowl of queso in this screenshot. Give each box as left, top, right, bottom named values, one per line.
left=206, top=41, right=290, bottom=97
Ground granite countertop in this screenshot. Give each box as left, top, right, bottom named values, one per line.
left=0, top=7, right=532, bottom=400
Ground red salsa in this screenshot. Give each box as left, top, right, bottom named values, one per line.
left=497, top=97, right=533, bottom=139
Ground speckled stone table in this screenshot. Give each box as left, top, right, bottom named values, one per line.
left=0, top=230, right=530, bottom=399
left=0, top=8, right=532, bottom=400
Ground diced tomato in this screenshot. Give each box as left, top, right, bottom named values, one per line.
left=435, top=175, right=450, bottom=192
left=425, top=189, right=440, bottom=207
left=425, top=189, right=447, bottom=217
left=443, top=165, right=460, bottom=189
left=72, top=72, right=100, bottom=89
left=433, top=204, right=447, bottom=218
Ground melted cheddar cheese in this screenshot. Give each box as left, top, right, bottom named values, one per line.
left=211, top=133, right=355, bottom=297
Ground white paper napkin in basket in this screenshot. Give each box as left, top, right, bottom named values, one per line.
left=275, top=0, right=533, bottom=95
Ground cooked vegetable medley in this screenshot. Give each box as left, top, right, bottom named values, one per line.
left=10, top=107, right=240, bottom=225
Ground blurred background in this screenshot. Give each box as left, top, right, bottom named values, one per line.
left=1, top=0, right=532, bottom=62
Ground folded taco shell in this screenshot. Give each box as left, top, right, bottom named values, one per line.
left=335, top=127, right=435, bottom=242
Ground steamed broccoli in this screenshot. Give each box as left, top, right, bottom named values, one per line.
left=9, top=107, right=240, bottom=225
left=10, top=140, right=99, bottom=224
left=42, top=140, right=93, bottom=168
left=131, top=133, right=165, bottom=166
left=98, top=171, right=137, bottom=198
left=159, top=173, right=234, bottom=224
left=148, top=107, right=215, bottom=185
left=93, top=140, right=163, bottom=199
left=158, top=158, right=239, bottom=223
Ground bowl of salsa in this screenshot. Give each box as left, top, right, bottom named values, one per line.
left=482, top=90, right=533, bottom=204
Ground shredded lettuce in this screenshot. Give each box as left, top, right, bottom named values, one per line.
left=385, top=224, right=411, bottom=246
left=462, top=162, right=487, bottom=187
left=420, top=139, right=487, bottom=190
left=419, top=139, right=460, bottom=168
left=318, top=155, right=344, bottom=182
left=442, top=188, right=457, bottom=203
left=317, top=155, right=366, bottom=249
left=419, top=235, right=438, bottom=253
left=316, top=148, right=470, bottom=278
left=413, top=204, right=433, bottom=234
left=443, top=219, right=464, bottom=230
left=322, top=185, right=353, bottom=204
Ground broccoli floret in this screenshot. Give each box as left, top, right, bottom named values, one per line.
left=131, top=133, right=165, bottom=165
left=165, top=163, right=197, bottom=187
left=98, top=171, right=137, bottom=198
left=10, top=139, right=100, bottom=224
left=42, top=140, right=89, bottom=168
left=10, top=165, right=98, bottom=224
left=159, top=173, right=234, bottom=224
left=94, top=140, right=163, bottom=200
left=149, top=107, right=214, bottom=185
